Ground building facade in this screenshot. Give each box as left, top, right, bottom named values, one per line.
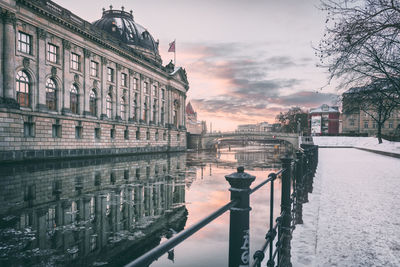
left=309, top=104, right=340, bottom=135
left=342, top=85, right=400, bottom=136
left=236, top=122, right=274, bottom=133
left=0, top=0, right=189, bottom=161
left=185, top=101, right=206, bottom=135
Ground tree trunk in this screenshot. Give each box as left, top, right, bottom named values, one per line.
left=377, top=123, right=383, bottom=144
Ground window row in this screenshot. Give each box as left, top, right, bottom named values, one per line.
left=23, top=121, right=177, bottom=141
left=16, top=70, right=169, bottom=121
left=17, top=31, right=167, bottom=94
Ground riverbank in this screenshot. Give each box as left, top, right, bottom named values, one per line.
left=291, top=148, right=400, bottom=266
left=312, top=136, right=400, bottom=156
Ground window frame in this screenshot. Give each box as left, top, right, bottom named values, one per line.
left=70, top=52, right=81, bottom=71
left=18, top=31, right=32, bottom=54
left=16, top=71, right=30, bottom=107
left=47, top=43, right=58, bottom=63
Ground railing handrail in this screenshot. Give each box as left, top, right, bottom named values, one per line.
left=125, top=199, right=238, bottom=267
left=124, top=145, right=319, bottom=267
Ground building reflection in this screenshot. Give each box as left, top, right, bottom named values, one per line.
left=0, top=154, right=187, bottom=266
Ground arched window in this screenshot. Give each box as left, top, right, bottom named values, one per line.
left=16, top=71, right=30, bottom=107
left=46, top=78, right=57, bottom=110
left=106, top=94, right=112, bottom=119
left=89, top=89, right=97, bottom=116
left=70, top=84, right=79, bottom=114
left=120, top=97, right=126, bottom=121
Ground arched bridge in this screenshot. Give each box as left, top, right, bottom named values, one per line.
left=200, top=131, right=301, bottom=150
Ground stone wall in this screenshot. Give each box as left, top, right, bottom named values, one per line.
left=0, top=109, right=186, bottom=161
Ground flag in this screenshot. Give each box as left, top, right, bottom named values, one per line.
left=168, top=40, right=175, bottom=52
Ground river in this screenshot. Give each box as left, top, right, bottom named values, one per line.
left=0, top=144, right=291, bottom=267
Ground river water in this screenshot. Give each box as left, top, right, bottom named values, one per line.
left=0, top=144, right=290, bottom=267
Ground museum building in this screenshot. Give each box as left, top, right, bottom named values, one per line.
left=0, top=0, right=189, bottom=161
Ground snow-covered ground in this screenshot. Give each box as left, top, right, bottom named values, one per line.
left=312, top=136, right=400, bottom=155
left=291, top=148, right=400, bottom=267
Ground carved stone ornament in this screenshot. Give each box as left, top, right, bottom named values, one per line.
left=83, top=48, right=91, bottom=58
left=116, top=64, right=122, bottom=71
left=62, top=39, right=71, bottom=50
left=74, top=74, right=79, bottom=83
left=93, top=80, right=98, bottom=88
left=128, top=69, right=134, bottom=75
left=22, top=58, right=30, bottom=69
left=51, top=67, right=57, bottom=77
left=2, top=10, right=16, bottom=25
left=174, top=99, right=180, bottom=108
left=101, top=57, right=108, bottom=65
left=37, top=28, right=47, bottom=39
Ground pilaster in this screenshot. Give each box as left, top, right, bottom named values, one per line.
left=1, top=10, right=18, bottom=108
left=36, top=28, right=47, bottom=111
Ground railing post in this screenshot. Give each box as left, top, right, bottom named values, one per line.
left=280, top=157, right=293, bottom=267
left=225, top=167, right=255, bottom=267
left=295, top=151, right=304, bottom=225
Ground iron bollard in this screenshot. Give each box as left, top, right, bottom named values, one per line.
left=280, top=157, right=293, bottom=267
left=225, top=166, right=255, bottom=267
left=295, top=151, right=304, bottom=225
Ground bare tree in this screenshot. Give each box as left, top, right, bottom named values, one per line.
left=318, top=0, right=400, bottom=102
left=343, top=79, right=399, bottom=143
left=276, top=107, right=308, bottom=134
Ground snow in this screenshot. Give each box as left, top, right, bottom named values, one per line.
left=312, top=136, right=400, bottom=155
left=291, top=148, right=400, bottom=267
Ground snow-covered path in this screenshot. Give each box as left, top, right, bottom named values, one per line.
left=292, top=148, right=400, bottom=267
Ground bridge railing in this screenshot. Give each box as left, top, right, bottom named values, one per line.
left=125, top=145, right=319, bottom=267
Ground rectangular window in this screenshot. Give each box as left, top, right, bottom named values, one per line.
left=90, top=61, right=99, bottom=77
left=107, top=67, right=114, bottom=82
left=144, top=82, right=149, bottom=94
left=161, top=89, right=165, bottom=100
left=349, top=119, right=355, bottom=126
left=136, top=129, right=140, bottom=140
left=110, top=128, right=115, bottom=139
left=152, top=85, right=157, bottom=97
left=372, top=122, right=377, bottom=129
left=18, top=32, right=32, bottom=54
left=71, top=53, right=80, bottom=71
left=124, top=127, right=129, bottom=140
left=24, top=120, right=35, bottom=137
left=363, top=121, right=369, bottom=129
left=121, top=73, right=127, bottom=87
left=75, top=124, right=83, bottom=139
left=95, top=128, right=101, bottom=140
left=133, top=78, right=138, bottom=91
left=52, top=120, right=62, bottom=138
left=389, top=121, right=393, bottom=129
left=47, top=43, right=58, bottom=63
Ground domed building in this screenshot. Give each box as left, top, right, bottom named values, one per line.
left=0, top=0, right=189, bottom=161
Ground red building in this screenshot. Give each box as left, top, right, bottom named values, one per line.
left=309, top=104, right=340, bottom=135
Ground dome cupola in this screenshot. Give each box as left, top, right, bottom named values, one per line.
left=93, top=6, right=160, bottom=58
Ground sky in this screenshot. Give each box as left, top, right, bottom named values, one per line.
left=56, top=0, right=339, bottom=131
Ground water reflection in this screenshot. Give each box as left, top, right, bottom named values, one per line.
left=0, top=143, right=289, bottom=267
left=0, top=154, right=188, bottom=266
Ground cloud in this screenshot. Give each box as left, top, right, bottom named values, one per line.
left=178, top=42, right=339, bottom=130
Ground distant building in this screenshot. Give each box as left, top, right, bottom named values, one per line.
left=236, top=122, right=274, bottom=132
left=185, top=102, right=206, bottom=134
left=342, top=86, right=400, bottom=136
left=309, top=104, right=340, bottom=135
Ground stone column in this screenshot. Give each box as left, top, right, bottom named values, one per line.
left=83, top=48, right=91, bottom=115
left=2, top=11, right=17, bottom=107
left=128, top=69, right=134, bottom=121
left=36, top=28, right=47, bottom=111
left=0, top=10, right=4, bottom=99
left=115, top=64, right=121, bottom=120
left=100, top=57, right=107, bottom=119
left=61, top=39, right=71, bottom=114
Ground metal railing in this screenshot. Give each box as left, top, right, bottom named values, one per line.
left=125, top=145, right=318, bottom=267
